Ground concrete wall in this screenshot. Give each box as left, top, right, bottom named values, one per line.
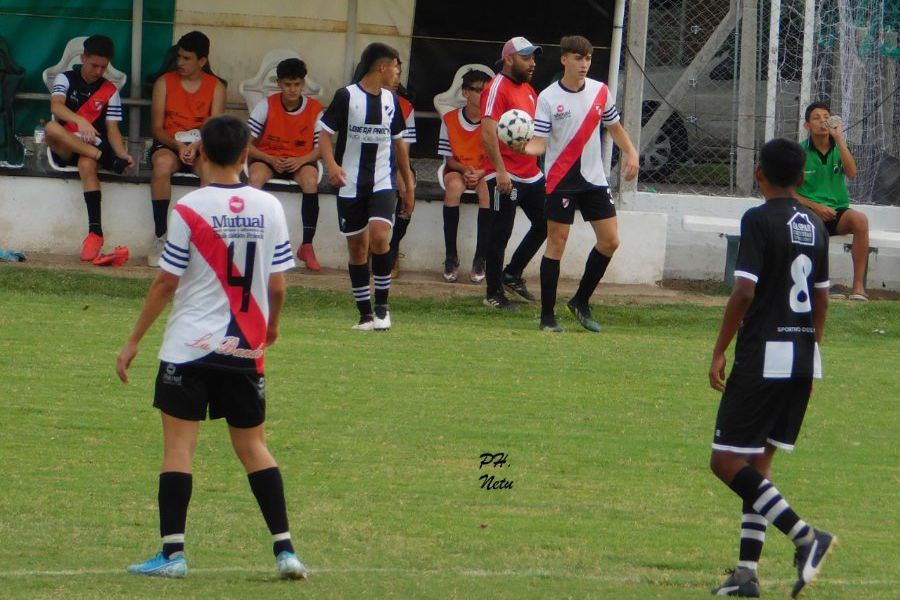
left=625, top=191, right=900, bottom=290
left=0, top=176, right=668, bottom=284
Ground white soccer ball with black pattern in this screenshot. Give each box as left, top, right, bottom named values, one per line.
left=497, top=109, right=534, bottom=146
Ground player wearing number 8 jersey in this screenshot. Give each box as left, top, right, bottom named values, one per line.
left=707, top=139, right=836, bottom=599
left=117, top=116, right=309, bottom=581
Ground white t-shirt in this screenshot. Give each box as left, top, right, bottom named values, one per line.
left=158, top=183, right=294, bottom=373
left=534, top=78, right=620, bottom=193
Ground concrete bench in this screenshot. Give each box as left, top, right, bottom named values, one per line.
left=682, top=214, right=900, bottom=287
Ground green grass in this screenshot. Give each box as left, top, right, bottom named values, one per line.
left=0, top=267, right=897, bottom=599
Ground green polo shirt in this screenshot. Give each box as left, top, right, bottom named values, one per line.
left=796, top=138, right=850, bottom=210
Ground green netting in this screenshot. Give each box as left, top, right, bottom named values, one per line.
left=0, top=0, right=174, bottom=136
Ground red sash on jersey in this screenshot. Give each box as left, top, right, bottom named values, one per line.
left=174, top=204, right=268, bottom=373
left=63, top=79, right=118, bottom=132
left=545, top=84, right=609, bottom=194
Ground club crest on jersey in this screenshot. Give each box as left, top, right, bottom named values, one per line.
left=385, top=104, right=394, bottom=117
left=94, top=100, right=103, bottom=110
left=229, top=196, right=245, bottom=213
left=788, top=212, right=815, bottom=246
left=561, top=197, right=571, bottom=208
left=556, top=104, right=565, bottom=112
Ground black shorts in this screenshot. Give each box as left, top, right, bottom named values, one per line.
left=546, top=187, right=616, bottom=224
left=712, top=370, right=812, bottom=454
left=153, top=362, right=266, bottom=428
left=488, top=177, right=546, bottom=213
left=148, top=141, right=196, bottom=174
left=824, top=208, right=849, bottom=236
left=50, top=138, right=114, bottom=168
left=248, top=157, right=317, bottom=179
left=336, top=189, right=396, bottom=236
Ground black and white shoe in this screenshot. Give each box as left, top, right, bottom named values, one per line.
left=502, top=272, right=535, bottom=303
left=539, top=316, right=565, bottom=333
left=352, top=315, right=375, bottom=331
left=483, top=293, right=516, bottom=311
left=443, top=257, right=460, bottom=283
left=791, top=529, right=836, bottom=599
left=374, top=306, right=391, bottom=331
left=503, top=271, right=535, bottom=304
left=711, top=567, right=760, bottom=597
left=566, top=299, right=601, bottom=332
left=470, top=257, right=486, bottom=283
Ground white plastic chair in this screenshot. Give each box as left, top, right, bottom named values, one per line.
left=42, top=37, right=128, bottom=173
left=238, top=49, right=322, bottom=110
left=432, top=64, right=494, bottom=117
left=239, top=49, right=324, bottom=187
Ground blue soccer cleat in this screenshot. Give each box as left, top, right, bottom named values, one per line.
left=126, top=551, right=188, bottom=578
left=276, top=551, right=309, bottom=580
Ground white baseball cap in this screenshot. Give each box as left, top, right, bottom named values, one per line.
left=501, top=36, right=543, bottom=60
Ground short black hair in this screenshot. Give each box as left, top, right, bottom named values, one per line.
left=83, top=35, right=114, bottom=59
left=804, top=101, right=830, bottom=122
left=276, top=58, right=307, bottom=80
left=759, top=138, right=806, bottom=187
left=200, top=115, right=249, bottom=166
left=359, top=42, right=400, bottom=75
left=177, top=31, right=210, bottom=59
left=461, top=69, right=491, bottom=90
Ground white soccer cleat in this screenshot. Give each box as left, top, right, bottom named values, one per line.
left=374, top=311, right=391, bottom=331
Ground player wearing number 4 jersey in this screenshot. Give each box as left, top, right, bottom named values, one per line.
left=708, top=138, right=836, bottom=599
left=117, top=116, right=308, bottom=581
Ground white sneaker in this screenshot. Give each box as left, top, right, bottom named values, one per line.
left=352, top=316, right=375, bottom=331
left=148, top=234, right=166, bottom=267
left=374, top=311, right=391, bottom=331
left=275, top=551, right=308, bottom=580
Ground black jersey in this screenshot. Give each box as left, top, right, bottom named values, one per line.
left=731, top=198, right=829, bottom=379
left=51, top=68, right=123, bottom=137
left=318, top=84, right=406, bottom=199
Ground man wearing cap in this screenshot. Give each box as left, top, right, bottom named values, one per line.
left=480, top=36, right=547, bottom=310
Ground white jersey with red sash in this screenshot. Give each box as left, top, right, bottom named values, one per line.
left=534, top=78, right=620, bottom=194
left=52, top=70, right=122, bottom=137
left=158, top=183, right=294, bottom=374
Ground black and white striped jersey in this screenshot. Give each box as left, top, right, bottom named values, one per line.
left=318, top=84, right=406, bottom=198
left=732, top=198, right=830, bottom=379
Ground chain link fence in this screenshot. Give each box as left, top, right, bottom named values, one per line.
left=622, top=0, right=899, bottom=204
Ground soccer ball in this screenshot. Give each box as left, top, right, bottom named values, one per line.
left=497, top=109, right=534, bottom=146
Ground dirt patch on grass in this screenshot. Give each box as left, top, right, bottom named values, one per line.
left=11, top=253, right=895, bottom=305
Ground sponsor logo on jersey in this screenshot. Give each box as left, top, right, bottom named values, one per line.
left=788, top=212, right=815, bottom=246
left=229, top=196, right=245, bottom=213
left=556, top=104, right=565, bottom=112
left=211, top=214, right=265, bottom=229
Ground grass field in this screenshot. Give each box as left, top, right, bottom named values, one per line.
left=0, top=266, right=896, bottom=599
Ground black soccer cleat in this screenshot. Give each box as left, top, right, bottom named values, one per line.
left=502, top=272, right=535, bottom=303
left=711, top=567, right=760, bottom=597
left=483, top=293, right=516, bottom=311
left=99, top=152, right=130, bottom=174
left=539, top=316, right=565, bottom=333
left=566, top=299, right=601, bottom=332
left=791, top=529, right=836, bottom=599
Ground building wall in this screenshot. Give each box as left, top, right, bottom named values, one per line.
left=174, top=0, right=415, bottom=110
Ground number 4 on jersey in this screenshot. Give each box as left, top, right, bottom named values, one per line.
left=227, top=241, right=256, bottom=313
